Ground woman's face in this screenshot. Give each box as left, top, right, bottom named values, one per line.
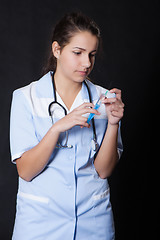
left=53, top=31, right=99, bottom=83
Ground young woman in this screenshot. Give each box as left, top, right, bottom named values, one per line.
left=10, top=12, right=124, bottom=240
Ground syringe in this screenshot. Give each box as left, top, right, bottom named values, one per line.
left=87, top=90, right=116, bottom=124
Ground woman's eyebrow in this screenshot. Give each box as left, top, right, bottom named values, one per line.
left=73, top=47, right=97, bottom=53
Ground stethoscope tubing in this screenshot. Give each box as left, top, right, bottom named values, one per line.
left=48, top=73, right=98, bottom=151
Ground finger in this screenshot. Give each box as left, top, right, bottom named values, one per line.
left=118, top=101, right=125, bottom=108
left=113, top=99, right=125, bottom=108
left=101, top=97, right=117, bottom=104
left=110, top=104, right=119, bottom=112
left=109, top=88, right=121, bottom=95
left=75, top=106, right=101, bottom=116
left=77, top=117, right=90, bottom=128
left=111, top=108, right=124, bottom=118
left=109, top=88, right=122, bottom=100
left=102, top=98, right=124, bottom=108
left=81, top=107, right=101, bottom=115
left=111, top=112, right=124, bottom=120
left=77, top=102, right=95, bottom=110
left=111, top=104, right=124, bottom=113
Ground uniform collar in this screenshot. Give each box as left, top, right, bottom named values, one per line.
left=35, top=72, right=54, bottom=98
left=35, top=71, right=99, bottom=102
left=81, top=79, right=99, bottom=102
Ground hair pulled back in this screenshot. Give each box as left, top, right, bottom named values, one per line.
left=43, top=12, right=101, bottom=74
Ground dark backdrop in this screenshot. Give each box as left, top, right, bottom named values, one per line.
left=0, top=0, right=158, bottom=239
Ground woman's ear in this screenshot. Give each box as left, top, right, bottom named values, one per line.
left=52, top=41, right=61, bottom=59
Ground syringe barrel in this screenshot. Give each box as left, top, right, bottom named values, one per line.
left=87, top=91, right=116, bottom=124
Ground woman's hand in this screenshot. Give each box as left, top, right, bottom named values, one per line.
left=53, top=102, right=100, bottom=133
left=101, top=88, right=124, bottom=125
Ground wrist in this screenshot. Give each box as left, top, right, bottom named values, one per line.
left=107, top=122, right=119, bottom=129
left=51, top=122, right=61, bottom=135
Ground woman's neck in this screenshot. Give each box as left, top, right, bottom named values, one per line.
left=54, top=71, right=82, bottom=110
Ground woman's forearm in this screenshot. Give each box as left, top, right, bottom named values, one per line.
left=94, top=123, right=119, bottom=179
left=16, top=125, right=60, bottom=182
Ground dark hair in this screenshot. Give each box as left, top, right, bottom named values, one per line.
left=42, top=12, right=101, bottom=75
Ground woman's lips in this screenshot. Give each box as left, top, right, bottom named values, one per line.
left=77, top=71, right=88, bottom=76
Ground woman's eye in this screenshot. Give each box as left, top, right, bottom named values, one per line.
left=90, top=54, right=96, bottom=58
left=73, top=52, right=81, bottom=55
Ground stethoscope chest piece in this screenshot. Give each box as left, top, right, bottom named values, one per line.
left=91, top=139, right=99, bottom=152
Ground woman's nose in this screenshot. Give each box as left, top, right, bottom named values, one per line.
left=82, top=55, right=91, bottom=69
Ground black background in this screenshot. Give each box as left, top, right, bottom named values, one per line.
left=0, top=0, right=158, bottom=239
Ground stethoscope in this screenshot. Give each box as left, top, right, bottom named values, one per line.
left=48, top=73, right=99, bottom=151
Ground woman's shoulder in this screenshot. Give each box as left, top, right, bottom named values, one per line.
left=12, top=72, right=52, bottom=99
left=13, top=81, right=37, bottom=97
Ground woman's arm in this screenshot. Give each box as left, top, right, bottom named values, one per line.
left=94, top=89, right=124, bottom=179
left=16, top=126, right=60, bottom=182
left=16, top=103, right=100, bottom=182
left=94, top=123, right=119, bottom=179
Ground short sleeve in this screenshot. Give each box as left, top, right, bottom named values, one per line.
left=10, top=90, right=39, bottom=163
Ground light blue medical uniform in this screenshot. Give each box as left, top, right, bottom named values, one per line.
left=10, top=72, right=123, bottom=240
